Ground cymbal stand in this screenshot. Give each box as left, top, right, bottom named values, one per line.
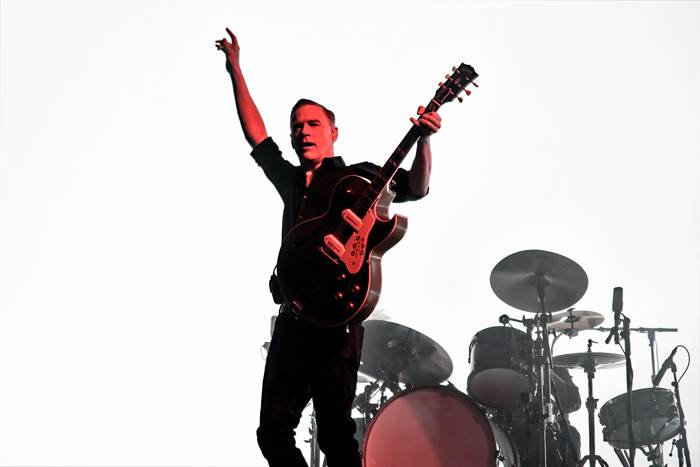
left=622, top=315, right=636, bottom=467
left=547, top=326, right=582, bottom=462
left=535, top=281, right=555, bottom=467
left=576, top=339, right=610, bottom=467
left=670, top=360, right=692, bottom=467
left=307, top=408, right=321, bottom=467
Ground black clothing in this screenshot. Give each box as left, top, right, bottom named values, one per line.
left=552, top=367, right=581, bottom=415
left=257, top=311, right=364, bottom=467
left=251, top=137, right=424, bottom=467
left=250, top=137, right=424, bottom=240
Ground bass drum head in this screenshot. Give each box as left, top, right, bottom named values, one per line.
left=363, top=386, right=518, bottom=467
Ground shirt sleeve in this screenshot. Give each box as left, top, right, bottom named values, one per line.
left=250, top=137, right=297, bottom=200
left=353, top=162, right=428, bottom=203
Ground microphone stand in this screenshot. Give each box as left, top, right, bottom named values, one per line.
left=621, top=314, right=636, bottom=467
left=670, top=360, right=692, bottom=467
left=604, top=287, right=635, bottom=467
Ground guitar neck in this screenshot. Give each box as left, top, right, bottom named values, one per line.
left=352, top=63, right=477, bottom=217
left=354, top=125, right=423, bottom=216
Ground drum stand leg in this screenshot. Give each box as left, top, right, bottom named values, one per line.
left=614, top=448, right=631, bottom=467
left=576, top=340, right=610, bottom=467
left=670, top=362, right=692, bottom=467
left=307, top=408, right=321, bottom=467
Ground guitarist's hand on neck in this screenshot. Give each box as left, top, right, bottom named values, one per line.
left=408, top=105, right=442, bottom=197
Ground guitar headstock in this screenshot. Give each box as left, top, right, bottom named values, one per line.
left=427, top=63, right=478, bottom=111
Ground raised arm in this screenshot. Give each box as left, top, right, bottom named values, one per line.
left=407, top=106, right=441, bottom=197
left=216, top=28, right=268, bottom=148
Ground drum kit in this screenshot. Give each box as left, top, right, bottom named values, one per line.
left=303, top=249, right=692, bottom=467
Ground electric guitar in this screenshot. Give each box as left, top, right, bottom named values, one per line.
left=275, top=63, right=478, bottom=327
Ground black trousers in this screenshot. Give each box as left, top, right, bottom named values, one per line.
left=257, top=309, right=364, bottom=467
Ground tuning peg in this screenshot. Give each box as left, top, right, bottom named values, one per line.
left=438, top=81, right=444, bottom=87
left=452, top=66, right=457, bottom=71
left=472, top=82, right=479, bottom=87
left=445, top=74, right=450, bottom=79
left=464, top=89, right=472, bottom=96
left=457, top=96, right=463, bottom=103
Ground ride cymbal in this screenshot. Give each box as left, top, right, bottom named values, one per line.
left=490, top=249, right=588, bottom=313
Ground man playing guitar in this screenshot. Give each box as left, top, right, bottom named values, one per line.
left=216, top=28, right=441, bottom=467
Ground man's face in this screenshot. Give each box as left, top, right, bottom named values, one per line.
left=290, top=104, right=338, bottom=167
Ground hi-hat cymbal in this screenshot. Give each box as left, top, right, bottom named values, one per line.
left=360, top=320, right=453, bottom=386
left=553, top=352, right=625, bottom=370
left=490, top=250, right=588, bottom=313
left=549, top=309, right=604, bottom=332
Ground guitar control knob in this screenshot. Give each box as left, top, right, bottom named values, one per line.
left=337, top=273, right=347, bottom=281
left=334, top=291, right=344, bottom=301
left=351, top=284, right=361, bottom=294
left=346, top=302, right=356, bottom=311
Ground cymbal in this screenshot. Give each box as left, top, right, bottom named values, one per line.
left=552, top=352, right=625, bottom=370
left=490, top=249, right=588, bottom=313
left=357, top=371, right=374, bottom=383
left=549, top=309, right=604, bottom=332
left=360, top=320, right=453, bottom=386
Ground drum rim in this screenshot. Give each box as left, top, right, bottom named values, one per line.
left=601, top=386, right=676, bottom=409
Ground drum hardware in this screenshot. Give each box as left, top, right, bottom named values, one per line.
left=306, top=407, right=322, bottom=467
left=490, top=249, right=589, bottom=467
left=553, top=340, right=616, bottom=467
left=592, top=325, right=680, bottom=467
left=601, top=286, right=638, bottom=467
left=657, top=346, right=691, bottom=467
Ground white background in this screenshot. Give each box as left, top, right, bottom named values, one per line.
left=1, top=1, right=698, bottom=466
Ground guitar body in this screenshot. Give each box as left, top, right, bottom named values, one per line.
left=276, top=175, right=407, bottom=327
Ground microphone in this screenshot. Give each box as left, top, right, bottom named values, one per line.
left=612, top=287, right=623, bottom=313
left=605, top=287, right=623, bottom=344
left=652, top=346, right=678, bottom=386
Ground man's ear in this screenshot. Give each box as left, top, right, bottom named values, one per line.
left=331, top=126, right=339, bottom=142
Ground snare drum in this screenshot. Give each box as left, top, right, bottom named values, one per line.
left=363, top=386, right=519, bottom=467
left=599, top=387, right=682, bottom=449
left=468, top=326, right=533, bottom=408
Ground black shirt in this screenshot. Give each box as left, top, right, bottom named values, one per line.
left=250, top=137, right=426, bottom=240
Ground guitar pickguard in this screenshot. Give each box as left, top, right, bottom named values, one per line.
left=339, top=210, right=377, bottom=274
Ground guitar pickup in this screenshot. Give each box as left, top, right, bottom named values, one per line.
left=342, top=208, right=363, bottom=231
left=323, top=234, right=346, bottom=257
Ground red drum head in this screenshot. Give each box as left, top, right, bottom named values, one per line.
left=363, top=386, right=501, bottom=467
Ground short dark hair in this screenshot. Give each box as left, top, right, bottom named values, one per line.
left=290, top=99, right=336, bottom=127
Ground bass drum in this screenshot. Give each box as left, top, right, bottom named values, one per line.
left=363, top=386, right=519, bottom=467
